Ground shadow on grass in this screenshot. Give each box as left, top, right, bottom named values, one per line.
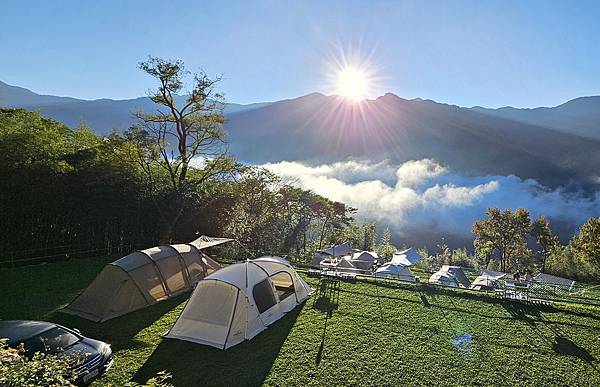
left=501, top=301, right=599, bottom=373
left=132, top=304, right=304, bottom=386
left=341, top=284, right=600, bottom=331
left=553, top=336, right=596, bottom=363
left=537, top=311, right=598, bottom=369
left=312, top=277, right=339, bottom=365
left=501, top=301, right=540, bottom=327
left=48, top=293, right=189, bottom=352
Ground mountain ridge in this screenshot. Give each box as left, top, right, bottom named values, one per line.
left=2, top=80, right=600, bottom=191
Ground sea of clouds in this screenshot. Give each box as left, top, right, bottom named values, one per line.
left=262, top=159, right=600, bottom=247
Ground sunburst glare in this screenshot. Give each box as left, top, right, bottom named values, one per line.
left=337, top=67, right=368, bottom=101
left=324, top=42, right=383, bottom=102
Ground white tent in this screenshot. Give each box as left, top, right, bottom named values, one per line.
left=470, top=270, right=506, bottom=291
left=429, top=265, right=471, bottom=288
left=391, top=248, right=422, bottom=266
left=374, top=262, right=416, bottom=282
left=164, top=256, right=312, bottom=350
left=348, top=251, right=378, bottom=270
left=319, top=251, right=377, bottom=275
left=312, top=242, right=353, bottom=267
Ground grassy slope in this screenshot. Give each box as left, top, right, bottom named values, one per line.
left=1, top=257, right=600, bottom=386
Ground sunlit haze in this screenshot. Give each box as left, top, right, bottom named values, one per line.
left=337, top=68, right=369, bottom=101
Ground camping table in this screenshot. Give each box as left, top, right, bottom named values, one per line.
left=503, top=280, right=530, bottom=300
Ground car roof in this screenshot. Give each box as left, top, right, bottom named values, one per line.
left=0, top=320, right=57, bottom=344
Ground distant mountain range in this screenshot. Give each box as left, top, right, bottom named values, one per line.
left=0, top=80, right=271, bottom=132
left=2, top=80, right=599, bottom=190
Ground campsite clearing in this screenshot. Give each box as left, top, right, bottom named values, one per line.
left=1, top=256, right=600, bottom=386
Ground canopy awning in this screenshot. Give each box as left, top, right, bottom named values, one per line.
left=189, top=235, right=235, bottom=250
left=317, top=242, right=353, bottom=257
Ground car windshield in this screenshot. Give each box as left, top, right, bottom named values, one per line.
left=21, top=327, right=80, bottom=357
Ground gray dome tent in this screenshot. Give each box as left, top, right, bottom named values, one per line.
left=61, top=236, right=232, bottom=322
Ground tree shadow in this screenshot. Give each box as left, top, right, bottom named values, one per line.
left=537, top=312, right=598, bottom=368
left=501, top=301, right=599, bottom=374
left=553, top=336, right=596, bottom=363
left=132, top=304, right=305, bottom=386
left=420, top=294, right=431, bottom=308
left=48, top=293, right=189, bottom=351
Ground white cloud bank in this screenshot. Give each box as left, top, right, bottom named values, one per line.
left=262, top=159, right=600, bottom=244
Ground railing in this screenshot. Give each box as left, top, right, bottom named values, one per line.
left=0, top=242, right=143, bottom=268
left=299, top=264, right=600, bottom=307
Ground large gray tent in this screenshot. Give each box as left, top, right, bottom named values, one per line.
left=62, top=236, right=231, bottom=322
left=311, top=242, right=353, bottom=267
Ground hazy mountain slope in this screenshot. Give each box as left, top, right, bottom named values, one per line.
left=2, top=80, right=600, bottom=189
left=0, top=80, right=80, bottom=106
left=225, top=93, right=600, bottom=189
left=0, top=80, right=271, bottom=133
left=472, top=96, right=600, bottom=139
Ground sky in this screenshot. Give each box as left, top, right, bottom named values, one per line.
left=1, top=0, right=599, bottom=107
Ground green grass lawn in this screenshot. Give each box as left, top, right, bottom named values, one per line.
left=2, top=257, right=600, bottom=386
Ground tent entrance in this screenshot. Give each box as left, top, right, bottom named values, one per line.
left=271, top=271, right=295, bottom=301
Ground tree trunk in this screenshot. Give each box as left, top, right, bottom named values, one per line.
left=157, top=198, right=186, bottom=244
left=318, top=216, right=329, bottom=250
left=541, top=250, right=547, bottom=273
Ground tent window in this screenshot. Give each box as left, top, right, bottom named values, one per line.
left=253, top=279, right=277, bottom=314
left=271, top=272, right=295, bottom=301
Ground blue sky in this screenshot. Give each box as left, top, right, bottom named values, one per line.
left=1, top=0, right=599, bottom=107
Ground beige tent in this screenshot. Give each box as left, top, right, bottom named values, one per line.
left=164, top=256, right=312, bottom=350
left=62, top=236, right=230, bottom=322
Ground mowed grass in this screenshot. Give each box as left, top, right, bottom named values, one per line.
left=1, top=257, right=600, bottom=386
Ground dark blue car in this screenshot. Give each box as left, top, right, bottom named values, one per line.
left=0, top=320, right=113, bottom=385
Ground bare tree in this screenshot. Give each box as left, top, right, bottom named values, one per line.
left=127, top=56, right=234, bottom=242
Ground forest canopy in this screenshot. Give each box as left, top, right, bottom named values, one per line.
left=0, top=108, right=355, bottom=266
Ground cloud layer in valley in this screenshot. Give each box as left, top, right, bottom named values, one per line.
left=262, top=159, right=600, bottom=247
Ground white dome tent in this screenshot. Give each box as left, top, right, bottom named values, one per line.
left=374, top=262, right=416, bottom=282
left=429, top=265, right=471, bottom=288
left=470, top=269, right=507, bottom=291
left=164, top=256, right=312, bottom=350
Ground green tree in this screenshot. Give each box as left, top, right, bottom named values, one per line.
left=472, top=208, right=532, bottom=272
left=0, top=109, right=158, bottom=264
left=530, top=216, right=560, bottom=272
left=377, top=227, right=396, bottom=260
left=570, top=217, right=600, bottom=270
left=129, top=56, right=234, bottom=243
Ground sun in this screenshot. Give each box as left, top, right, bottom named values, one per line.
left=337, top=67, right=368, bottom=101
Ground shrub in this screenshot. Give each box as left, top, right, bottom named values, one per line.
left=0, top=338, right=75, bottom=387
